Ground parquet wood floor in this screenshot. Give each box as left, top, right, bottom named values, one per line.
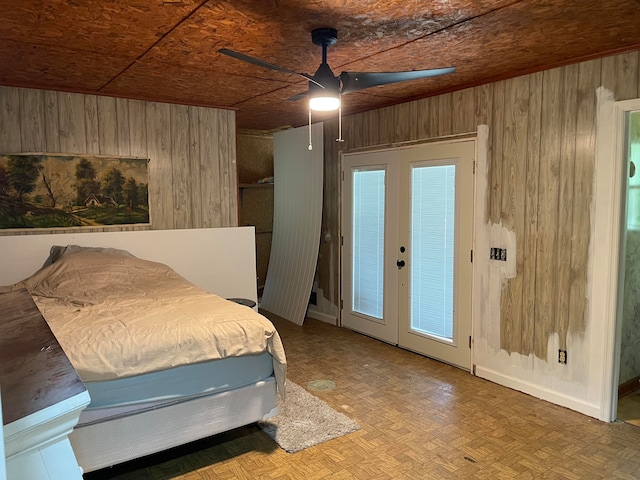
left=84, top=315, right=640, bottom=480
left=618, top=390, right=640, bottom=427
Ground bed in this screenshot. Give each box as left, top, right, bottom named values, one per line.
left=0, top=228, right=286, bottom=473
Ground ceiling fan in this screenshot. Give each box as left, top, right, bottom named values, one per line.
left=219, top=27, right=456, bottom=111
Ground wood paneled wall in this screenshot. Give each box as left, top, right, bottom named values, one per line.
left=320, top=50, right=640, bottom=360
left=0, top=87, right=237, bottom=233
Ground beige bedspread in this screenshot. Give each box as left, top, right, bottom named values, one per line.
left=5, top=250, right=286, bottom=394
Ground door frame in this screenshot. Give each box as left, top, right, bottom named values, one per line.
left=593, top=93, right=640, bottom=422
left=338, top=128, right=486, bottom=372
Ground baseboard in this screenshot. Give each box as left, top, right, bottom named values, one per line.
left=619, top=375, right=640, bottom=399
left=476, top=366, right=601, bottom=419
left=306, top=309, right=337, bottom=325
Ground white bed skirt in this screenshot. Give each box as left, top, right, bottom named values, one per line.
left=71, top=378, right=278, bottom=473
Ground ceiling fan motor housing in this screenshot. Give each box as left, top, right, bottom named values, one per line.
left=311, top=28, right=338, bottom=47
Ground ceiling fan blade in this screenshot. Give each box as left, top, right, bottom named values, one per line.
left=340, top=67, right=456, bottom=94
left=286, top=91, right=309, bottom=102
left=219, top=48, right=319, bottom=84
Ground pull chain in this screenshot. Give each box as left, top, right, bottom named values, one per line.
left=339, top=102, right=342, bottom=141
left=308, top=108, right=313, bottom=150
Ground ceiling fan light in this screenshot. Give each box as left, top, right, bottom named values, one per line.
left=309, top=95, right=340, bottom=111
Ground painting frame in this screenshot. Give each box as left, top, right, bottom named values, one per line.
left=0, top=152, right=150, bottom=230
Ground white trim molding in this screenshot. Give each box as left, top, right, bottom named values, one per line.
left=592, top=90, right=640, bottom=421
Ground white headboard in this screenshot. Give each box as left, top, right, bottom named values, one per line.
left=0, top=227, right=258, bottom=305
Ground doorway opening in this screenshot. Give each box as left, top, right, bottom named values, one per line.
left=617, top=109, right=640, bottom=426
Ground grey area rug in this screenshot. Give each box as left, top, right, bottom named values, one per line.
left=258, top=381, right=360, bottom=453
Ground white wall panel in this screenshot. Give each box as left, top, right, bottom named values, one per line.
left=260, top=123, right=323, bottom=325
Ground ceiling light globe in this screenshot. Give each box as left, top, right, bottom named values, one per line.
left=309, top=96, right=340, bottom=111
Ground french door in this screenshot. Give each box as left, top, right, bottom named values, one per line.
left=341, top=139, right=475, bottom=369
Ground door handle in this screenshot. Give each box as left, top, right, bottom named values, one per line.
left=396, top=260, right=405, bottom=269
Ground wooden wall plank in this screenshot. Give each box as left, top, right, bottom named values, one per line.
left=116, top=98, right=131, bottom=157
left=555, top=63, right=579, bottom=351
left=568, top=58, right=601, bottom=337
left=394, top=102, right=414, bottom=143
left=377, top=107, right=394, bottom=145
left=428, top=95, right=440, bottom=137
left=499, top=75, right=530, bottom=354
left=365, top=109, right=380, bottom=147
left=170, top=104, right=190, bottom=229
left=216, top=109, right=232, bottom=226
left=0, top=86, right=22, bottom=152
left=18, top=88, right=45, bottom=152
left=188, top=106, right=203, bottom=228
left=97, top=95, right=118, bottom=155
left=57, top=92, right=86, bottom=154
left=415, top=97, right=431, bottom=139
left=145, top=101, right=173, bottom=230
left=199, top=107, right=221, bottom=228
left=534, top=67, right=564, bottom=360
left=83, top=95, right=100, bottom=154
left=43, top=90, right=60, bottom=153
left=226, top=109, right=238, bottom=226
left=601, top=52, right=639, bottom=101
left=489, top=81, right=505, bottom=224
left=521, top=71, right=543, bottom=356
left=128, top=99, right=148, bottom=158
left=321, top=117, right=340, bottom=307
left=437, top=92, right=453, bottom=137
left=473, top=83, right=493, bottom=223
left=452, top=88, right=476, bottom=134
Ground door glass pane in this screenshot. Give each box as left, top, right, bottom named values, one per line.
left=411, top=164, right=455, bottom=340
left=352, top=168, right=385, bottom=319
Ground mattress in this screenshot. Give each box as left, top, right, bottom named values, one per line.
left=3, top=248, right=287, bottom=394
left=79, top=351, right=274, bottom=426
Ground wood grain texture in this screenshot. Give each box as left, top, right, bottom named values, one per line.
left=198, top=107, right=221, bottom=228
left=84, top=94, right=101, bottom=154
left=0, top=289, right=86, bottom=425
left=146, top=101, right=173, bottom=230
left=521, top=71, right=543, bottom=357
left=43, top=90, right=61, bottom=153
left=0, top=86, right=238, bottom=235
left=18, top=87, right=45, bottom=152
left=499, top=74, right=529, bottom=354
left=97, top=95, right=118, bottom=154
left=58, top=91, right=87, bottom=154
left=568, top=59, right=601, bottom=338
left=318, top=50, right=640, bottom=361
left=489, top=81, right=506, bottom=225
left=170, top=104, right=191, bottom=230
left=83, top=317, right=640, bottom=480
left=2, top=2, right=640, bottom=131
left=0, top=86, right=21, bottom=152
left=533, top=67, right=563, bottom=360
left=555, top=63, right=579, bottom=351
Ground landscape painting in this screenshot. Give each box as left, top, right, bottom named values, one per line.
left=0, top=153, right=149, bottom=229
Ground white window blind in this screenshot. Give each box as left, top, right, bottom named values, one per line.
left=352, top=168, right=385, bottom=319
left=411, top=164, right=456, bottom=340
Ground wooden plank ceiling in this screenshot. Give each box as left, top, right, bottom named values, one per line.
left=1, top=0, right=640, bottom=132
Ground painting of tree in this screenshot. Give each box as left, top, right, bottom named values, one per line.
left=0, top=153, right=149, bottom=229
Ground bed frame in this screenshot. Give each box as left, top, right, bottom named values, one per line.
left=0, top=227, right=279, bottom=473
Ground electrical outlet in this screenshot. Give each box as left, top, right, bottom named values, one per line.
left=558, top=349, right=567, bottom=365
left=490, top=247, right=508, bottom=261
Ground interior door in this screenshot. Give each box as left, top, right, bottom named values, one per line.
left=396, top=140, right=475, bottom=369
left=341, top=139, right=475, bottom=369
left=341, top=151, right=399, bottom=344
